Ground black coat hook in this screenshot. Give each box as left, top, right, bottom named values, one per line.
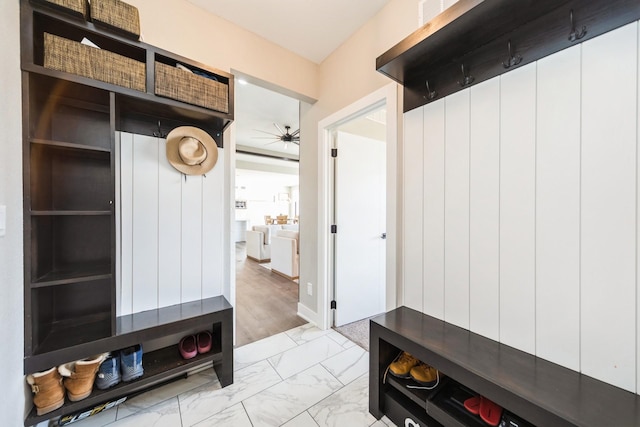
left=569, top=9, right=587, bottom=42
left=154, top=120, right=167, bottom=138
left=424, top=80, right=437, bottom=100
left=502, top=40, right=522, bottom=69
left=458, top=64, right=474, bottom=88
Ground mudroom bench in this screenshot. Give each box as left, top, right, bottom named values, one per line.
left=24, top=296, right=233, bottom=426
left=369, top=307, right=640, bottom=427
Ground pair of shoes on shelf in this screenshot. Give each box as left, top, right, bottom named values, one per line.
left=26, top=352, right=110, bottom=415
left=96, top=344, right=144, bottom=390
left=388, top=351, right=439, bottom=388
left=464, top=395, right=503, bottom=426
left=179, top=331, right=212, bottom=359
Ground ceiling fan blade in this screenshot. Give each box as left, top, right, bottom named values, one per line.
left=265, top=140, right=283, bottom=145
left=254, top=129, right=281, bottom=137
left=290, top=129, right=300, bottom=137
left=253, top=136, right=283, bottom=139
left=273, top=123, right=285, bottom=135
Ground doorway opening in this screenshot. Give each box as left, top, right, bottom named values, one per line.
left=317, top=83, right=398, bottom=331
left=233, top=78, right=305, bottom=347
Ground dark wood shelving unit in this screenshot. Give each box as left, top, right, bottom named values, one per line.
left=24, top=296, right=233, bottom=426
left=370, top=307, right=640, bottom=427
left=377, top=0, right=640, bottom=112
left=20, top=0, right=235, bottom=425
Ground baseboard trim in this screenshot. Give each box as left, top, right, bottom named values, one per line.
left=247, top=255, right=270, bottom=263
left=297, top=303, right=318, bottom=326
left=271, top=269, right=299, bottom=281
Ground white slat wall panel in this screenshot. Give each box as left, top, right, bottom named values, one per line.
left=469, top=79, right=500, bottom=341
left=131, top=134, right=160, bottom=313
left=423, top=100, right=446, bottom=319
left=403, top=107, right=424, bottom=311
left=535, top=45, right=581, bottom=371
left=158, top=139, right=182, bottom=307
left=202, top=149, right=225, bottom=298
left=444, top=91, right=470, bottom=329
left=637, top=23, right=640, bottom=396
left=581, top=23, right=638, bottom=392
left=181, top=176, right=204, bottom=303
left=499, top=63, right=537, bottom=354
left=117, top=132, right=133, bottom=316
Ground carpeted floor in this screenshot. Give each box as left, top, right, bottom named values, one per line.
left=333, top=317, right=372, bottom=351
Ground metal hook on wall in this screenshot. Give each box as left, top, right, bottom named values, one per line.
left=568, top=9, right=587, bottom=42
left=153, top=120, right=167, bottom=138
left=424, top=80, right=437, bottom=100
left=458, top=64, right=474, bottom=88
left=502, top=40, right=522, bottom=69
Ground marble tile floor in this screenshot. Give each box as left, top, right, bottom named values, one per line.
left=66, top=323, right=397, bottom=427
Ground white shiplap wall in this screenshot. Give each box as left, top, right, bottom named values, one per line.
left=402, top=22, right=640, bottom=393
left=117, top=132, right=225, bottom=316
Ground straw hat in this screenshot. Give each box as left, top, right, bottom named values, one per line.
left=166, top=126, right=218, bottom=175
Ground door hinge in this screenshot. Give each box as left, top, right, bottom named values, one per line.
left=331, top=300, right=337, bottom=309
left=331, top=224, right=337, bottom=234
left=331, top=148, right=338, bottom=157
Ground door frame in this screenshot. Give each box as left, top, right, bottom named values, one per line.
left=316, top=83, right=399, bottom=330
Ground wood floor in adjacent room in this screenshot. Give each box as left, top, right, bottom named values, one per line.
left=235, top=242, right=306, bottom=347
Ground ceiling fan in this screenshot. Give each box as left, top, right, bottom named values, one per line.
left=254, top=123, right=300, bottom=147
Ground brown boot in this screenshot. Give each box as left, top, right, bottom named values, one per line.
left=26, top=367, right=65, bottom=415
left=58, top=354, right=107, bottom=401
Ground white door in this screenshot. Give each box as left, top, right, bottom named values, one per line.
left=334, top=130, right=386, bottom=326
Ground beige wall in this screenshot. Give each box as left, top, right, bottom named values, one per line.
left=0, top=1, right=26, bottom=423
left=299, top=0, right=418, bottom=313
left=127, top=0, right=319, bottom=101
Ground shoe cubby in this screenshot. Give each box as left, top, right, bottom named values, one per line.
left=30, top=144, right=112, bottom=212
left=28, top=74, right=111, bottom=150
left=370, top=307, right=640, bottom=427
left=30, top=279, right=112, bottom=355
left=30, top=215, right=112, bottom=284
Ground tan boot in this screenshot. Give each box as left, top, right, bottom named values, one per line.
left=26, top=367, right=65, bottom=415
left=58, top=354, right=107, bottom=401
left=410, top=362, right=439, bottom=386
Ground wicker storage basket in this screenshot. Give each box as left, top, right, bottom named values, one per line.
left=44, top=33, right=146, bottom=92
left=155, top=62, right=229, bottom=113
left=90, top=0, right=140, bottom=40
left=33, top=0, right=87, bottom=19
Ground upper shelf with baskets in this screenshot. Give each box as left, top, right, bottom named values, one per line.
left=21, top=0, right=234, bottom=144
left=377, top=0, right=640, bottom=113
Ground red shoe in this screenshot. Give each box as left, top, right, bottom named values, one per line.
left=479, top=396, right=503, bottom=426
left=179, top=335, right=197, bottom=359
left=463, top=396, right=481, bottom=415
left=197, top=331, right=212, bottom=354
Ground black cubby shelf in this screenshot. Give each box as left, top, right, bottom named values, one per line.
left=25, top=345, right=223, bottom=426
left=21, top=0, right=234, bottom=136
left=24, top=296, right=234, bottom=427
left=30, top=138, right=111, bottom=153
left=370, top=307, right=640, bottom=427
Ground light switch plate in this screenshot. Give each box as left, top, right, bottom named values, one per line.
left=0, top=205, right=5, bottom=237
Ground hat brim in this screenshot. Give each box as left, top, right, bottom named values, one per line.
left=166, top=126, right=218, bottom=175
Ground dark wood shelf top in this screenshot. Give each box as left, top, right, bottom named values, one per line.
left=377, top=0, right=640, bottom=112
left=31, top=262, right=112, bottom=287
left=25, top=344, right=222, bottom=426
left=31, top=211, right=112, bottom=216
left=377, top=0, right=568, bottom=84
left=30, top=138, right=111, bottom=153
left=24, top=296, right=232, bottom=374
left=371, top=307, right=640, bottom=427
